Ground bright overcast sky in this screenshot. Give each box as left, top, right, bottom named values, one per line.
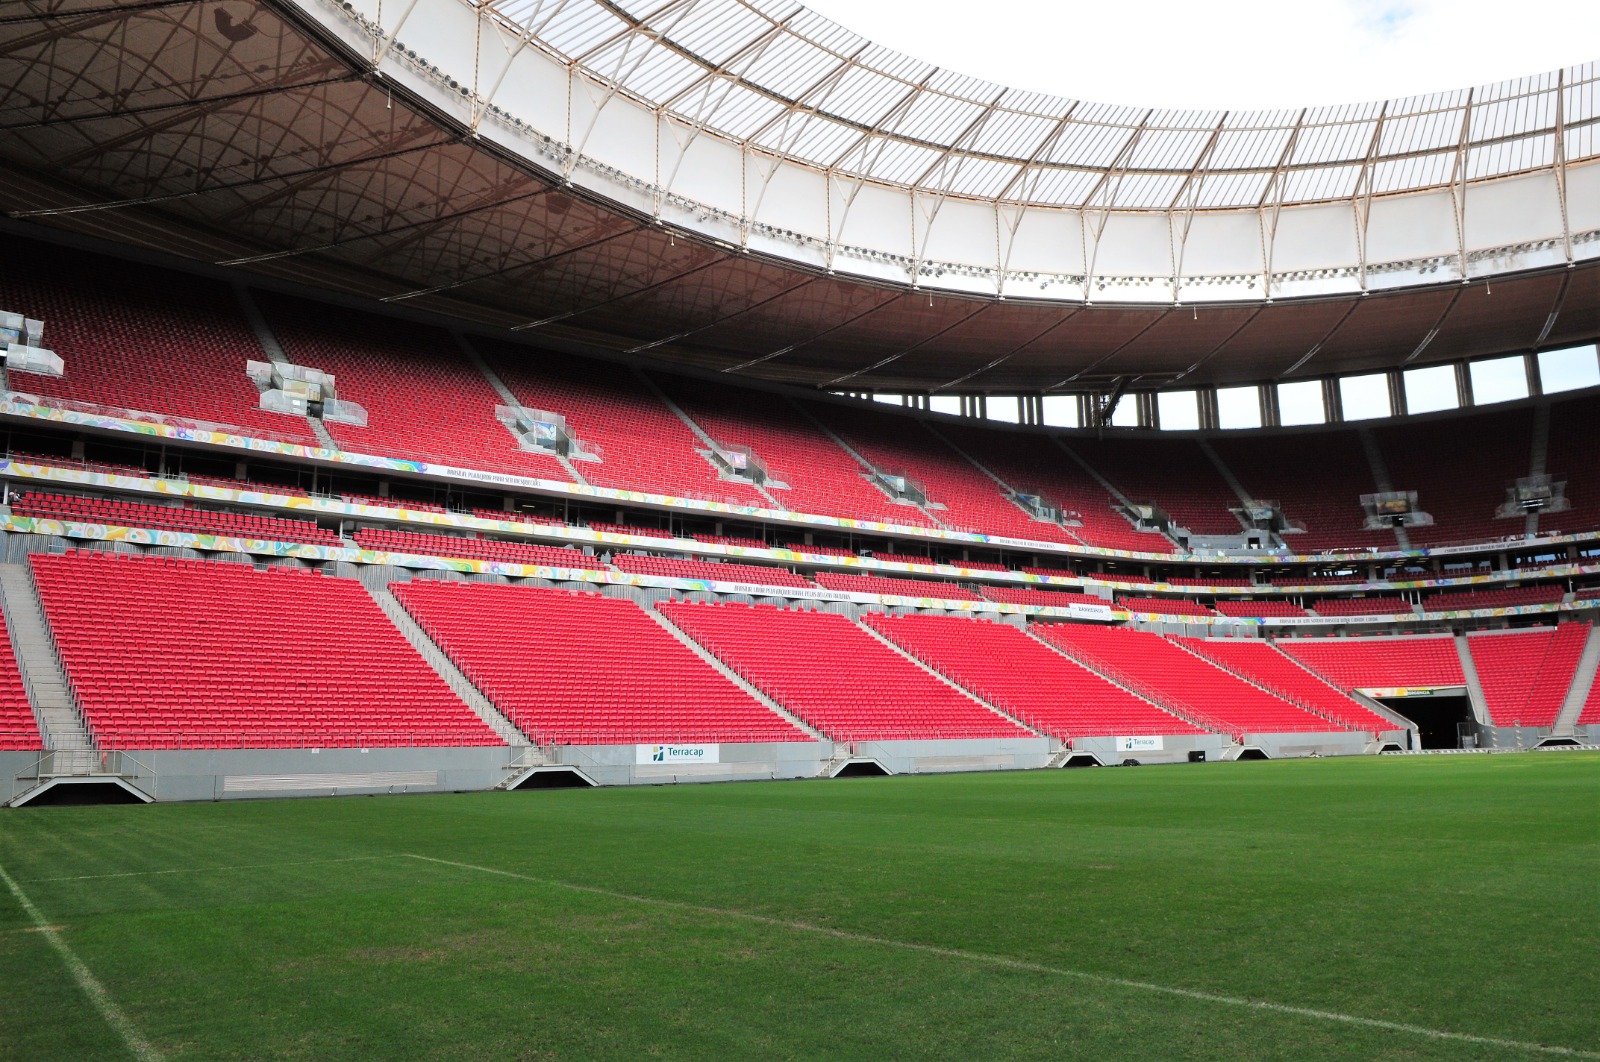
left=800, top=0, right=1600, bottom=110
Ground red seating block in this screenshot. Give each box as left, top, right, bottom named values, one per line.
left=353, top=527, right=607, bottom=571
left=1466, top=625, right=1589, bottom=727
left=12, top=492, right=342, bottom=546
left=611, top=554, right=812, bottom=589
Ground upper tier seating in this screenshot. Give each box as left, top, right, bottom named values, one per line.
left=1036, top=624, right=1345, bottom=734
left=472, top=508, right=567, bottom=526
left=342, top=493, right=448, bottom=513
left=936, top=423, right=1175, bottom=553
left=1070, top=437, right=1244, bottom=536
left=0, top=606, right=42, bottom=750
left=0, top=241, right=318, bottom=444
left=864, top=614, right=1204, bottom=738
left=658, top=601, right=1032, bottom=741
left=1116, top=596, right=1218, bottom=618
left=657, top=376, right=938, bottom=528
left=1311, top=597, right=1415, bottom=616
left=1277, top=636, right=1465, bottom=690
left=258, top=295, right=565, bottom=477
left=1375, top=408, right=1533, bottom=548
left=352, top=527, right=607, bottom=571
left=1544, top=393, right=1600, bottom=538
left=1212, top=600, right=1311, bottom=618
left=785, top=542, right=856, bottom=557
left=1420, top=586, right=1564, bottom=611
left=1211, top=432, right=1395, bottom=553
left=478, top=341, right=765, bottom=506
left=813, top=572, right=984, bottom=601
left=611, top=554, right=812, bottom=589
left=1575, top=587, right=1600, bottom=602
left=1271, top=574, right=1367, bottom=586
left=1466, top=625, right=1590, bottom=727
left=587, top=522, right=676, bottom=539
left=32, top=552, right=500, bottom=749
left=1175, top=638, right=1398, bottom=732
left=807, top=405, right=1080, bottom=543
left=395, top=582, right=807, bottom=745
left=12, top=492, right=343, bottom=546
left=1169, top=577, right=1253, bottom=588
left=979, top=587, right=1107, bottom=608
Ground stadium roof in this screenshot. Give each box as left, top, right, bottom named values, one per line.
left=0, top=0, right=1595, bottom=394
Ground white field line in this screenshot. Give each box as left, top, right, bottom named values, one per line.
left=20, top=854, right=396, bottom=884
left=0, top=861, right=163, bottom=1062
left=406, top=853, right=1600, bottom=1060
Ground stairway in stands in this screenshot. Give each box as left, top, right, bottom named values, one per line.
left=0, top=562, right=97, bottom=772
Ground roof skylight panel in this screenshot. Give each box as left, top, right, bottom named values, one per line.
left=1192, top=171, right=1273, bottom=209
left=1368, top=151, right=1455, bottom=195
left=1279, top=162, right=1361, bottom=203
left=969, top=110, right=1063, bottom=162
left=1466, top=131, right=1555, bottom=179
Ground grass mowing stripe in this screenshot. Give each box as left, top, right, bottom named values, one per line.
left=406, top=853, right=1600, bottom=1061
left=0, top=861, right=163, bottom=1062
left=20, top=854, right=399, bottom=883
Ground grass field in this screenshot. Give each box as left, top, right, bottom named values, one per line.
left=1, top=753, right=1597, bottom=1061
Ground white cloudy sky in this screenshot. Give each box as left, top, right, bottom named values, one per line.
left=800, top=0, right=1600, bottom=110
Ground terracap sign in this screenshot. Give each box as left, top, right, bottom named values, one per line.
left=636, top=744, right=720, bottom=765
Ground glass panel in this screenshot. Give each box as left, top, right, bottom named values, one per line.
left=1216, top=385, right=1262, bottom=429
left=1157, top=390, right=1199, bottom=430
left=1277, top=380, right=1324, bottom=426
left=1468, top=356, right=1529, bottom=404
left=1538, top=345, right=1600, bottom=394
left=1340, top=373, right=1391, bottom=420
left=1403, top=364, right=1458, bottom=414
left=1040, top=395, right=1079, bottom=428
left=987, top=396, right=1021, bottom=424
left=928, top=394, right=961, bottom=416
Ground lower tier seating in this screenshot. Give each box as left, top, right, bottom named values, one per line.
left=31, top=552, right=501, bottom=749
left=813, top=572, right=984, bottom=601
left=352, top=527, right=608, bottom=571
left=1277, top=636, right=1465, bottom=690
left=0, top=606, right=42, bottom=750
left=658, top=601, right=1032, bottom=742
left=13, top=492, right=342, bottom=546
left=611, top=554, right=813, bottom=588
left=1466, top=625, right=1590, bottom=727
left=1176, top=638, right=1399, bottom=733
left=864, top=614, right=1203, bottom=739
left=395, top=582, right=807, bottom=745
left=1035, top=624, right=1347, bottom=734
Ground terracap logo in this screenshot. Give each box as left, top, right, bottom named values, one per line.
left=651, top=746, right=665, bottom=762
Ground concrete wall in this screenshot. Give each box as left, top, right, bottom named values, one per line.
left=114, top=746, right=513, bottom=802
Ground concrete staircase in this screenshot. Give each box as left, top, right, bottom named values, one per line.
left=788, top=399, right=950, bottom=528
left=457, top=334, right=590, bottom=486
left=235, top=286, right=338, bottom=451
left=855, top=617, right=1042, bottom=736
left=635, top=369, right=787, bottom=509
left=1526, top=403, right=1552, bottom=537
left=1550, top=625, right=1600, bottom=737
left=1024, top=626, right=1228, bottom=738
left=1358, top=428, right=1410, bottom=550
left=361, top=581, right=530, bottom=747
left=0, top=563, right=97, bottom=771
left=1265, top=640, right=1418, bottom=733
left=645, top=603, right=827, bottom=740
left=1453, top=633, right=1493, bottom=726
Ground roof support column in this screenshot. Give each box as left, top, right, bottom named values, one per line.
left=1456, top=361, right=1475, bottom=408
left=1259, top=383, right=1281, bottom=429
left=1197, top=387, right=1220, bottom=431
left=1322, top=378, right=1344, bottom=423
left=1387, top=369, right=1408, bottom=417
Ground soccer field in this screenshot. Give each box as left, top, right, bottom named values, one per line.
left=1, top=754, right=1596, bottom=1061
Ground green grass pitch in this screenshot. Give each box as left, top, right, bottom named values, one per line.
left=1, top=753, right=1596, bottom=1060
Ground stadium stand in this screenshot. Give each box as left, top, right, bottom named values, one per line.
left=477, top=341, right=765, bottom=505
left=1211, top=431, right=1395, bottom=553
left=1375, top=409, right=1533, bottom=548
left=873, top=552, right=1011, bottom=572
left=1310, top=597, right=1416, bottom=616
left=258, top=295, right=561, bottom=475
left=1277, top=635, right=1465, bottom=690
left=1419, top=586, right=1564, bottom=611
left=1212, top=600, right=1311, bottom=618
left=813, top=572, right=984, bottom=600
left=342, top=493, right=448, bottom=513
left=807, top=405, right=1079, bottom=542
left=1116, top=596, right=1218, bottom=618
left=1036, top=624, right=1345, bottom=733
left=352, top=527, right=608, bottom=571
left=1544, top=393, right=1600, bottom=537
left=693, top=533, right=769, bottom=549
left=1070, top=437, right=1244, bottom=536
left=587, top=522, right=677, bottom=539
left=611, top=554, right=812, bottom=588
left=935, top=423, right=1175, bottom=552
left=0, top=244, right=319, bottom=444
left=11, top=491, right=342, bottom=546
left=1271, top=574, right=1368, bottom=586
left=1169, top=576, right=1253, bottom=588
left=658, top=601, right=1032, bottom=741
left=1176, top=638, right=1398, bottom=732
left=31, top=552, right=501, bottom=749
left=0, top=607, right=42, bottom=750
left=863, top=614, right=1205, bottom=738
left=472, top=508, right=568, bottom=526
left=1466, top=625, right=1589, bottom=727
left=395, top=582, right=808, bottom=745
left=656, top=376, right=940, bottom=528
left=978, top=587, right=1108, bottom=608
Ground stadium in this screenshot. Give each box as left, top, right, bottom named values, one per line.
left=0, top=0, right=1596, bottom=1057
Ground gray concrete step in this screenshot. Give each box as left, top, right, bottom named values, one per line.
left=0, top=562, right=96, bottom=753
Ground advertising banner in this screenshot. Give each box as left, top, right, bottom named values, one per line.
left=1116, top=736, right=1165, bottom=752
left=636, top=744, right=720, bottom=765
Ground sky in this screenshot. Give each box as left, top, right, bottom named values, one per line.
left=799, top=0, right=1600, bottom=110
